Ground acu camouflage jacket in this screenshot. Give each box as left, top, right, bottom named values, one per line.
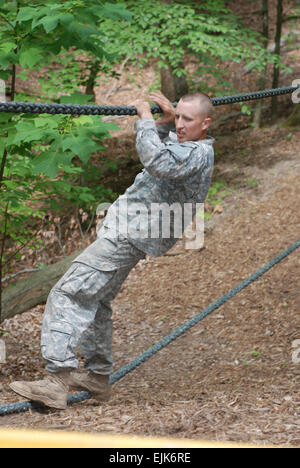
left=101, top=118, right=215, bottom=257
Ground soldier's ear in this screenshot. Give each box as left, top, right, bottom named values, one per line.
left=203, top=117, right=211, bottom=130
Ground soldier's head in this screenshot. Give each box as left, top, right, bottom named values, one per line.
left=175, top=92, right=213, bottom=143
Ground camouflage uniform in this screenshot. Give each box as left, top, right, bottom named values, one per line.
left=41, top=118, right=215, bottom=375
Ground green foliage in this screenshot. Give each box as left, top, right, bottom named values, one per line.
left=0, top=0, right=131, bottom=292
left=97, top=0, right=278, bottom=94
left=0, top=104, right=119, bottom=269
left=0, top=0, right=130, bottom=72
left=206, top=180, right=231, bottom=206
left=241, top=104, right=253, bottom=116
left=246, top=177, right=259, bottom=188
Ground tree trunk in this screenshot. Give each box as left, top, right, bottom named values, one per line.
left=85, top=60, right=101, bottom=102
left=160, top=64, right=189, bottom=102
left=159, top=0, right=188, bottom=101
left=253, top=0, right=269, bottom=128
left=271, top=0, right=283, bottom=116
left=1, top=250, right=82, bottom=322
left=0, top=55, right=17, bottom=321
left=283, top=103, right=300, bottom=127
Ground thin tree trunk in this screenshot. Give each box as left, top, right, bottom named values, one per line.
left=85, top=59, right=101, bottom=102
left=0, top=203, right=9, bottom=323
left=271, top=0, right=283, bottom=116
left=253, top=0, right=269, bottom=128
left=0, top=54, right=17, bottom=322
left=283, top=103, right=300, bottom=127
left=160, top=63, right=189, bottom=102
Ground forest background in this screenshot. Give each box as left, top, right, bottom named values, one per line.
left=0, top=0, right=299, bottom=323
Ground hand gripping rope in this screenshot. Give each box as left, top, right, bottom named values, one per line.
left=0, top=85, right=299, bottom=415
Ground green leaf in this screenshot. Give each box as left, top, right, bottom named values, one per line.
left=62, top=134, right=99, bottom=162
left=58, top=12, right=74, bottom=26
left=34, top=116, right=60, bottom=130
left=13, top=121, right=54, bottom=144
left=34, top=14, right=61, bottom=33
left=92, top=3, right=132, bottom=20
left=32, top=151, right=73, bottom=178
left=66, top=21, right=94, bottom=38
left=19, top=47, right=44, bottom=69
left=16, top=7, right=37, bottom=22
left=0, top=53, right=12, bottom=70
left=59, top=93, right=95, bottom=105
left=0, top=42, right=17, bottom=54
left=74, top=116, right=95, bottom=127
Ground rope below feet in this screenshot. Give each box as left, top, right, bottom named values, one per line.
left=0, top=238, right=299, bottom=416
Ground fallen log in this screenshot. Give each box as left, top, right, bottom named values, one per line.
left=1, top=250, right=82, bottom=322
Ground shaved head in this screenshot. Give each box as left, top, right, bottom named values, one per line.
left=180, top=92, right=214, bottom=118
left=175, top=92, right=213, bottom=142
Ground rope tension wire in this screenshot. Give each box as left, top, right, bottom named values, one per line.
left=0, top=238, right=299, bottom=416
left=0, top=85, right=298, bottom=116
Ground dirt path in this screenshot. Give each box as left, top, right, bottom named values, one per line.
left=0, top=122, right=299, bottom=447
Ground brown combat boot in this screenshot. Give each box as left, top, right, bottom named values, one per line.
left=9, top=369, right=71, bottom=410
left=69, top=371, right=110, bottom=402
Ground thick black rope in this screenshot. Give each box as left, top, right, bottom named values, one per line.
left=0, top=238, right=299, bottom=416
left=0, top=85, right=298, bottom=116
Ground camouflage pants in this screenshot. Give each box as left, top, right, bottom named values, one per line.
left=41, top=229, right=146, bottom=375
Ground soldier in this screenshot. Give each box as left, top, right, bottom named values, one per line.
left=9, top=91, right=214, bottom=410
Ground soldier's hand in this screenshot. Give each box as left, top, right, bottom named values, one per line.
left=149, top=91, right=176, bottom=125
left=130, top=99, right=153, bottom=119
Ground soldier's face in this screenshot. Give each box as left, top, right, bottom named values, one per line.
left=175, top=100, right=211, bottom=143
